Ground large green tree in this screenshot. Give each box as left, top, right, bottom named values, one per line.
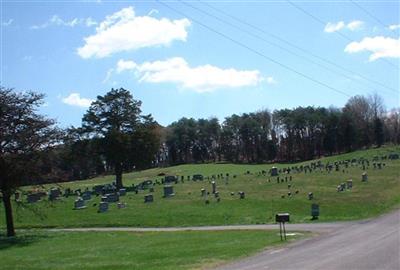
left=82, top=88, right=157, bottom=189
left=0, top=87, right=61, bottom=237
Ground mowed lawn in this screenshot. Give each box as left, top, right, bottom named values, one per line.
left=1, top=146, right=400, bottom=229
left=0, top=230, right=304, bottom=270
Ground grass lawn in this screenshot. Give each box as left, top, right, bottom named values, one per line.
left=0, top=230, right=305, bottom=270
left=0, top=145, right=399, bottom=228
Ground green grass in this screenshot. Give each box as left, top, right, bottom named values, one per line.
left=0, top=230, right=305, bottom=270
left=1, top=145, right=399, bottom=228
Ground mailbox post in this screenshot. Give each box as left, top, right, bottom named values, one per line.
left=275, top=213, right=290, bottom=241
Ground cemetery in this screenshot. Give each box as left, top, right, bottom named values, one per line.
left=1, top=146, right=399, bottom=229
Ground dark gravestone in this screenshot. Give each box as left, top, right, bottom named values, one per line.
left=74, top=197, right=86, bottom=209
left=271, top=167, right=278, bottom=177
left=164, top=175, right=177, bottom=184
left=192, top=174, right=204, bottom=181
left=98, top=202, right=108, bottom=213
left=106, top=193, right=119, bottom=203
left=201, top=188, right=206, bottom=197
left=308, top=192, right=313, bottom=200
left=238, top=191, right=245, bottom=199
left=163, top=185, right=175, bottom=197
left=27, top=193, right=42, bottom=203
left=119, top=188, right=127, bottom=196
left=347, top=179, right=353, bottom=189
left=144, top=194, right=154, bottom=203
left=82, top=191, right=91, bottom=201
left=48, top=188, right=61, bottom=201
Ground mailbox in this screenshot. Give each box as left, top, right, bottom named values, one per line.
left=275, top=213, right=290, bottom=223
left=311, top=204, right=320, bottom=218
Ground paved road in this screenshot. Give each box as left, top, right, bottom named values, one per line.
left=216, top=210, right=400, bottom=270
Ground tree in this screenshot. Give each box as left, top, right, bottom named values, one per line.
left=82, top=88, right=143, bottom=189
left=0, top=87, right=61, bottom=237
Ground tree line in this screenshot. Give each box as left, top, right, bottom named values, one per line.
left=164, top=94, right=399, bottom=165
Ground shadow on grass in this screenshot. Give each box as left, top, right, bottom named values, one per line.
left=0, top=232, right=51, bottom=250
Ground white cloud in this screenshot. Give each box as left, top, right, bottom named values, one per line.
left=344, top=36, right=400, bottom=61
left=62, top=93, right=94, bottom=108
left=31, top=15, right=97, bottom=29
left=77, top=6, right=190, bottom=59
left=347, top=20, right=364, bottom=31
left=116, top=57, right=266, bottom=93
left=1, top=19, right=13, bottom=26
left=324, top=20, right=364, bottom=33
left=85, top=17, right=98, bottom=27
left=389, top=24, right=400, bottom=30
left=324, top=21, right=345, bottom=33
left=116, top=59, right=137, bottom=73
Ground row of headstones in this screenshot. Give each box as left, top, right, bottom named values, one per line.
left=74, top=189, right=128, bottom=212
left=267, top=153, right=398, bottom=177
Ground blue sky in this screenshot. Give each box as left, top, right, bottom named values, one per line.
left=1, top=0, right=399, bottom=128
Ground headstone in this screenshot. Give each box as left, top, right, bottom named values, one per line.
left=74, top=197, right=86, bottom=209
left=346, top=179, right=353, bottom=189
left=192, top=174, right=204, bottom=181
left=82, top=191, right=91, bottom=201
left=164, top=175, right=177, bottom=183
left=144, top=194, right=154, bottom=203
left=119, top=188, right=127, bottom=196
left=271, top=167, right=278, bottom=176
left=117, top=202, right=126, bottom=209
left=201, top=188, right=206, bottom=197
left=308, top=192, right=313, bottom=200
left=238, top=191, right=245, bottom=199
left=211, top=181, right=217, bottom=194
left=48, top=188, right=61, bottom=201
left=98, top=201, right=108, bottom=213
left=362, top=172, right=368, bottom=182
left=163, top=185, right=174, bottom=197
left=93, top=185, right=104, bottom=195
left=106, top=193, right=119, bottom=203
left=27, top=193, right=41, bottom=203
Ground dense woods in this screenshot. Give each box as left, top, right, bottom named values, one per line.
left=164, top=95, right=399, bottom=165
